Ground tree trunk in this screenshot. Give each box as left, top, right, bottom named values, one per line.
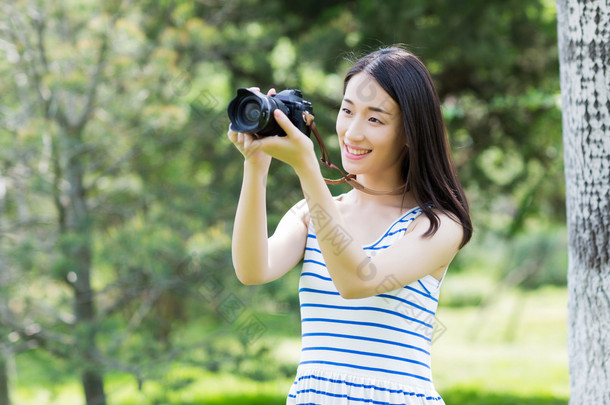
left=0, top=178, right=10, bottom=405
left=0, top=355, right=9, bottom=405
left=82, top=370, right=106, bottom=405
left=60, top=137, right=107, bottom=405
left=556, top=0, right=610, bottom=403
left=74, top=251, right=106, bottom=405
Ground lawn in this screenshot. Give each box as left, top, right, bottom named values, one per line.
left=12, top=274, right=569, bottom=404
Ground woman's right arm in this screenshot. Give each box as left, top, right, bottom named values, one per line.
left=229, top=129, right=308, bottom=285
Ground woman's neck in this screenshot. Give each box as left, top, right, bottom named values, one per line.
left=347, top=183, right=416, bottom=212
left=356, top=171, right=407, bottom=197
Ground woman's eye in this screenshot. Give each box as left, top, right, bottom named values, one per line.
left=341, top=108, right=352, bottom=114
left=369, top=117, right=383, bottom=124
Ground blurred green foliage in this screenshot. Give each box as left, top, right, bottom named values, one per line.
left=0, top=0, right=565, bottom=403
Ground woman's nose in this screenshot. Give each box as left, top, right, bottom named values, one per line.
left=344, top=120, right=365, bottom=141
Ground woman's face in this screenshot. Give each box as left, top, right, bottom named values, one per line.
left=336, top=73, right=406, bottom=179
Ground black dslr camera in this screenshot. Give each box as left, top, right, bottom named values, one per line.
left=227, top=88, right=313, bottom=137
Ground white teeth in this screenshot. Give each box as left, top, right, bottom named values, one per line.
left=346, top=146, right=371, bottom=155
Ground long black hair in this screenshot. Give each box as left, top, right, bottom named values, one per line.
left=344, top=46, right=473, bottom=247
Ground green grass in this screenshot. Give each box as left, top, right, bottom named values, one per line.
left=12, top=277, right=569, bottom=404
left=442, top=389, right=568, bottom=405
left=433, top=275, right=569, bottom=400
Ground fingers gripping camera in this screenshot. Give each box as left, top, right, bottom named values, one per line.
left=227, top=88, right=313, bottom=137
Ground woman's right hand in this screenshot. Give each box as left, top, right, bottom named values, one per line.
left=226, top=87, right=273, bottom=168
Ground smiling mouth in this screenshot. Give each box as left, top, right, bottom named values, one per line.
left=345, top=145, right=372, bottom=156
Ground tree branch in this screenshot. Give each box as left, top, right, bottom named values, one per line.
left=0, top=305, right=74, bottom=359
left=74, top=33, right=110, bottom=133
left=74, top=1, right=131, bottom=132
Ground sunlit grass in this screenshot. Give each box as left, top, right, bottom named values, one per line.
left=109, top=369, right=291, bottom=405
left=434, top=277, right=569, bottom=400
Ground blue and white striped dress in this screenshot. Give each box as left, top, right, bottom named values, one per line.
left=287, top=206, right=446, bottom=405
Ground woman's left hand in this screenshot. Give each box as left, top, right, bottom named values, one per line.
left=251, top=108, right=317, bottom=173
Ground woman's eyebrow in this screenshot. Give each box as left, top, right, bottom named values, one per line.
left=342, top=98, right=392, bottom=115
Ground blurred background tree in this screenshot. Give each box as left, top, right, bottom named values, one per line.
left=0, top=0, right=565, bottom=403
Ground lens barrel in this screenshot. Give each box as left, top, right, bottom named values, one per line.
left=227, top=88, right=289, bottom=137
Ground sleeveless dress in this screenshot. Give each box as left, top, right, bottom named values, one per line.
left=287, top=205, right=446, bottom=405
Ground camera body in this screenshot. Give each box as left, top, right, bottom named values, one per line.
left=227, top=88, right=313, bottom=137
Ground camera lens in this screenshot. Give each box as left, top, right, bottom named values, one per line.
left=233, top=96, right=264, bottom=131
left=242, top=101, right=261, bottom=124
left=228, top=88, right=290, bottom=136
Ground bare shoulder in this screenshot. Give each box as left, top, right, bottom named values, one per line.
left=410, top=208, right=464, bottom=249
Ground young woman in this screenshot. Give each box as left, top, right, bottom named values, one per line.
left=228, top=46, right=472, bottom=405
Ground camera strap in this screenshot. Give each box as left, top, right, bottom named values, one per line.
left=302, top=112, right=406, bottom=196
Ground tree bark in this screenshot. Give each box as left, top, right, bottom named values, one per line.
left=0, top=355, right=9, bottom=405
left=0, top=177, right=10, bottom=405
left=556, top=0, right=610, bottom=403
left=62, top=141, right=107, bottom=405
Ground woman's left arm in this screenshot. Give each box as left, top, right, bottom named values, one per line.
left=259, top=109, right=463, bottom=299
